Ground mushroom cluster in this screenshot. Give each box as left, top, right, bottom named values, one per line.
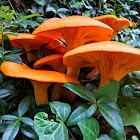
left=0, top=15, right=139, bottom=105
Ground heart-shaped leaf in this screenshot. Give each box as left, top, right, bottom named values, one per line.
left=34, top=112, right=68, bottom=140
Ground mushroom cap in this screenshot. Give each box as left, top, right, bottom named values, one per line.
left=32, top=18, right=64, bottom=39
left=32, top=15, right=113, bottom=50
left=33, top=54, right=66, bottom=72
left=63, top=41, right=140, bottom=85
left=0, top=32, right=62, bottom=50
left=1, top=61, right=80, bottom=84
left=94, top=15, right=137, bottom=39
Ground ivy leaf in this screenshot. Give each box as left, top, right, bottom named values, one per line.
left=121, top=85, right=134, bottom=97
left=93, top=80, right=120, bottom=103
left=63, top=82, right=96, bottom=103
left=78, top=118, right=100, bottom=140
left=121, top=71, right=140, bottom=86
left=49, top=101, right=71, bottom=122
left=98, top=104, right=125, bottom=137
left=18, top=95, right=33, bottom=118
left=118, top=96, right=140, bottom=133
left=67, top=104, right=90, bottom=126
left=34, top=112, right=68, bottom=140
left=2, top=119, right=20, bottom=140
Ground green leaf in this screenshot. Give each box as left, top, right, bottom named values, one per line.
left=34, top=112, right=68, bottom=140
left=86, top=104, right=97, bottom=118
left=71, top=127, right=82, bottom=136
left=49, top=101, right=71, bottom=122
left=110, top=129, right=126, bottom=140
left=0, top=122, right=8, bottom=133
left=78, top=118, right=100, bottom=140
left=0, top=89, right=15, bottom=98
left=67, top=104, right=90, bottom=126
left=3, top=34, right=12, bottom=50
left=2, top=119, right=20, bottom=140
left=0, top=73, right=3, bottom=84
left=0, top=99, right=8, bottom=114
left=97, top=96, right=110, bottom=104
left=18, top=14, right=41, bottom=20
left=34, top=0, right=45, bottom=6
left=4, top=33, right=19, bottom=38
left=21, top=124, right=38, bottom=140
left=0, top=115, right=18, bottom=120
left=103, top=101, right=120, bottom=112
left=18, top=95, right=33, bottom=117
left=93, top=80, right=120, bottom=103
left=118, top=96, right=140, bottom=133
left=3, top=54, right=23, bottom=64
left=132, top=135, right=139, bottom=140
left=121, top=71, right=140, bottom=86
left=63, top=82, right=96, bottom=103
left=20, top=117, right=34, bottom=126
left=98, top=104, right=125, bottom=137
left=98, top=134, right=112, bottom=140
left=121, top=84, right=134, bottom=96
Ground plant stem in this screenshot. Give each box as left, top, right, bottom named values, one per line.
left=1, top=30, right=4, bottom=62
left=67, top=127, right=76, bottom=140
left=8, top=0, right=18, bottom=19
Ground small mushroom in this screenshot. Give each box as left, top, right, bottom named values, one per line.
left=0, top=61, right=80, bottom=105
left=94, top=15, right=137, bottom=39
left=63, top=41, right=140, bottom=86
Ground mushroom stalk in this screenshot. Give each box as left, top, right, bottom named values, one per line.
left=86, top=67, right=99, bottom=80
left=51, top=83, right=62, bottom=101
left=30, top=80, right=52, bottom=105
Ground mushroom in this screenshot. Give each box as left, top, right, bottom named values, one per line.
left=63, top=41, right=140, bottom=86
left=94, top=15, right=137, bottom=39
left=33, top=54, right=66, bottom=101
left=0, top=32, right=62, bottom=62
left=32, top=15, right=113, bottom=102
left=0, top=61, right=80, bottom=105
left=86, top=15, right=137, bottom=80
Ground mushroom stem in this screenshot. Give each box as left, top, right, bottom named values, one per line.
left=51, top=83, right=62, bottom=101
left=63, top=67, right=80, bottom=103
left=66, top=67, right=80, bottom=79
left=100, top=77, right=110, bottom=87
left=30, top=80, right=52, bottom=105
left=86, top=67, right=99, bottom=80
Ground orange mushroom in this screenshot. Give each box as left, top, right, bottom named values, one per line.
left=32, top=15, right=113, bottom=102
left=0, top=61, right=80, bottom=105
left=94, top=15, right=137, bottom=39
left=63, top=41, right=140, bottom=86
left=86, top=15, right=137, bottom=80
left=0, top=32, right=62, bottom=62
left=33, top=54, right=66, bottom=101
